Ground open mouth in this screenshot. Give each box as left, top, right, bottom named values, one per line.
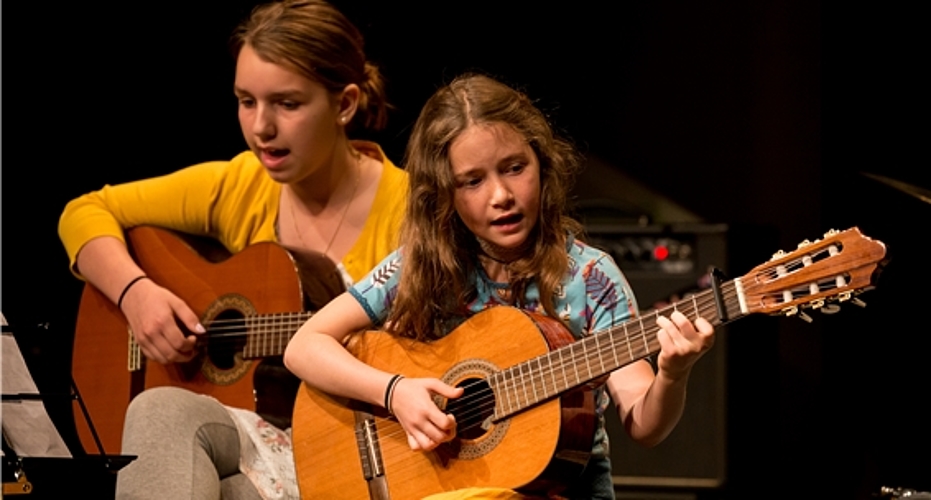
left=265, top=148, right=290, bottom=157
left=491, top=213, right=523, bottom=226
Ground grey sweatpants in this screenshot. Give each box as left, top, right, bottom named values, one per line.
left=115, top=387, right=263, bottom=500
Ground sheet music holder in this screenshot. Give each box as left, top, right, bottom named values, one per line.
left=2, top=313, right=136, bottom=498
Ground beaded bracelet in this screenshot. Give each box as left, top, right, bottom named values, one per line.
left=117, top=275, right=149, bottom=310
left=384, top=374, right=404, bottom=415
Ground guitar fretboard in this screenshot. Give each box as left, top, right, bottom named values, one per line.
left=487, top=281, right=743, bottom=420
left=243, top=311, right=315, bottom=358
left=127, top=310, right=314, bottom=371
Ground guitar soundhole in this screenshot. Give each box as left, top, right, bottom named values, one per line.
left=445, top=377, right=493, bottom=440
left=206, top=309, right=247, bottom=370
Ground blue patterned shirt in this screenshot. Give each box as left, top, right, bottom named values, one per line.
left=349, top=239, right=640, bottom=498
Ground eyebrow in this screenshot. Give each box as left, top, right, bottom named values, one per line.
left=453, top=152, right=530, bottom=177
left=233, top=87, right=305, bottom=100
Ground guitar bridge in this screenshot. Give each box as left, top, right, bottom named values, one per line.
left=352, top=411, right=393, bottom=500
left=354, top=414, right=386, bottom=480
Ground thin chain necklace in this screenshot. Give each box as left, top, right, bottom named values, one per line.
left=289, top=156, right=360, bottom=261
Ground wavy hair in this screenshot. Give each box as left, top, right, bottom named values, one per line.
left=386, top=74, right=583, bottom=341
left=230, top=0, right=389, bottom=131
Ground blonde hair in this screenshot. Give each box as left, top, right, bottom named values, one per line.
left=230, top=0, right=389, bottom=131
left=386, top=74, right=583, bottom=341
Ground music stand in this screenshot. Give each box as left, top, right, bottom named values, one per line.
left=2, top=314, right=136, bottom=498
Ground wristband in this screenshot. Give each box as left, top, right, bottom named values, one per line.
left=384, top=374, right=404, bottom=415
left=117, top=275, right=149, bottom=310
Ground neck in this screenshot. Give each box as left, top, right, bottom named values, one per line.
left=290, top=140, right=359, bottom=206
left=476, top=236, right=532, bottom=265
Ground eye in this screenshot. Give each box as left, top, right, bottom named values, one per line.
left=279, top=100, right=300, bottom=110
left=505, top=162, right=525, bottom=174
left=456, top=176, right=483, bottom=189
left=238, top=97, right=255, bottom=108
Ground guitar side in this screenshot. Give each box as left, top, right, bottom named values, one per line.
left=71, top=226, right=304, bottom=454
left=292, top=307, right=595, bottom=500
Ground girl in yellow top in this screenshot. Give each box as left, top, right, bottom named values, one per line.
left=58, top=1, right=406, bottom=498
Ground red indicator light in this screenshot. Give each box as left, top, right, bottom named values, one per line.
left=653, top=245, right=669, bottom=261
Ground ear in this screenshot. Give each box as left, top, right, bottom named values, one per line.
left=336, top=83, right=361, bottom=126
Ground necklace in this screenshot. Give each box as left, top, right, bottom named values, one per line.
left=288, top=156, right=360, bottom=260
left=476, top=235, right=533, bottom=265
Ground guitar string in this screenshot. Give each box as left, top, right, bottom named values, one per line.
left=317, top=239, right=867, bottom=475
left=330, top=243, right=861, bottom=453
left=321, top=244, right=868, bottom=474
left=173, top=246, right=847, bottom=461
left=188, top=242, right=831, bottom=340
left=369, top=293, right=738, bottom=480
left=157, top=243, right=838, bottom=349
left=365, top=288, right=740, bottom=458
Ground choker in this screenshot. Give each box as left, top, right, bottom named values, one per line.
left=476, top=236, right=532, bottom=265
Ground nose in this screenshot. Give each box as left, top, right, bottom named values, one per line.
left=489, top=175, right=514, bottom=208
left=249, top=103, right=276, bottom=140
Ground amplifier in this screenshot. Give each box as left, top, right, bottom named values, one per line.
left=584, top=223, right=729, bottom=492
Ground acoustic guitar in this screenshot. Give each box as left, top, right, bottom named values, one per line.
left=71, top=225, right=313, bottom=454
left=291, top=227, right=888, bottom=499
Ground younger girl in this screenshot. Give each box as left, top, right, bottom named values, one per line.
left=284, top=73, right=715, bottom=499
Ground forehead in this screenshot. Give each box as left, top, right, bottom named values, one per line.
left=234, top=44, right=325, bottom=96
left=449, top=122, right=535, bottom=174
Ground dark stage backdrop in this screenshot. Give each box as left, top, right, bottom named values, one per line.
left=2, top=2, right=928, bottom=499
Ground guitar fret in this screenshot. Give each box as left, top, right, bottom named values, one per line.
left=595, top=334, right=606, bottom=376
left=609, top=326, right=620, bottom=371
left=623, top=323, right=634, bottom=364
left=581, top=339, right=593, bottom=383
left=520, top=362, right=531, bottom=408
left=558, top=348, right=569, bottom=395
left=261, top=316, right=269, bottom=357
left=638, top=316, right=649, bottom=354
left=540, top=354, right=552, bottom=401
left=504, top=368, right=517, bottom=413
left=570, top=343, right=581, bottom=387
left=530, top=357, right=541, bottom=405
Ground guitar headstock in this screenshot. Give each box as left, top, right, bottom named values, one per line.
left=739, top=227, right=887, bottom=320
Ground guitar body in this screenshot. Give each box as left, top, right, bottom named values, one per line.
left=71, top=226, right=305, bottom=454
left=292, top=306, right=595, bottom=499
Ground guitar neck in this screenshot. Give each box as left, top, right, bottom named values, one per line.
left=128, top=310, right=314, bottom=370
left=488, top=280, right=743, bottom=421
left=243, top=311, right=315, bottom=358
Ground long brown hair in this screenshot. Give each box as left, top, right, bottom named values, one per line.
left=230, top=0, right=389, bottom=131
left=386, top=74, right=583, bottom=341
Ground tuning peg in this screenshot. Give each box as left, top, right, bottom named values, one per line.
left=797, top=239, right=812, bottom=249
left=850, top=298, right=867, bottom=308
left=820, top=304, right=841, bottom=314
left=823, top=229, right=839, bottom=238
left=797, top=311, right=813, bottom=323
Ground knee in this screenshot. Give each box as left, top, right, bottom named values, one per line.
left=123, top=387, right=228, bottom=435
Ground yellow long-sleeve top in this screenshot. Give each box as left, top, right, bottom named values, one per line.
left=59, top=141, right=407, bottom=284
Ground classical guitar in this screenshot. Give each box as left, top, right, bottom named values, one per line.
left=71, top=225, right=313, bottom=454
left=291, top=227, right=888, bottom=499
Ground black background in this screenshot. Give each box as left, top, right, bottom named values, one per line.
left=2, top=2, right=928, bottom=499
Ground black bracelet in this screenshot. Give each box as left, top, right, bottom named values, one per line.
left=384, top=374, right=404, bottom=415
left=117, top=275, right=149, bottom=310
